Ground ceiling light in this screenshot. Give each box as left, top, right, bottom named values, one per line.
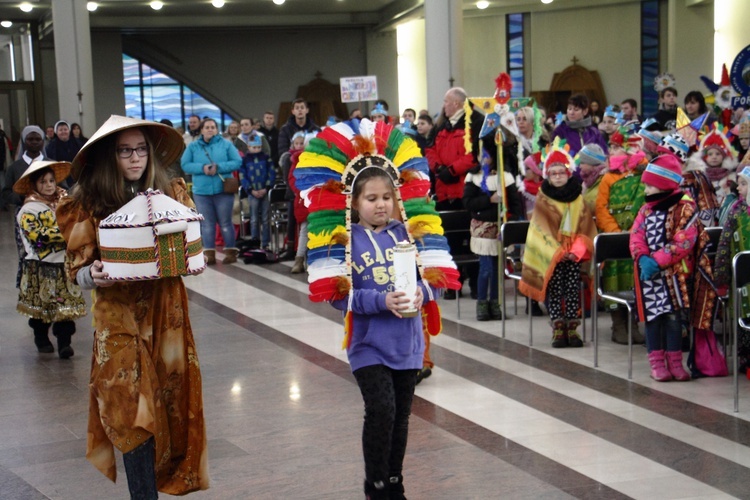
left=0, top=21, right=11, bottom=28
left=19, top=3, right=33, bottom=12
left=541, top=0, right=553, bottom=3
left=211, top=0, right=225, bottom=6
left=87, top=2, right=98, bottom=11
left=273, top=0, right=285, bottom=5
left=477, top=1, right=489, bottom=8
left=150, top=1, right=164, bottom=10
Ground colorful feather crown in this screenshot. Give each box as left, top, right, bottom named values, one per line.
left=698, top=123, right=736, bottom=161
left=293, top=118, right=461, bottom=307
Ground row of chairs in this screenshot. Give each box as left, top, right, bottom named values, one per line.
left=496, top=221, right=747, bottom=412
left=238, top=184, right=288, bottom=253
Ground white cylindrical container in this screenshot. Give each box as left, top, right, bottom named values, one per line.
left=393, top=241, right=418, bottom=318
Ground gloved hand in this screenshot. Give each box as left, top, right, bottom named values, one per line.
left=639, top=255, right=660, bottom=281
left=436, top=164, right=460, bottom=184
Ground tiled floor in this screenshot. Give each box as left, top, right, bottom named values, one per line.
left=1, top=212, right=749, bottom=499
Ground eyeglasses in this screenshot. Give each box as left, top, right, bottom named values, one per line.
left=547, top=171, right=568, bottom=178
left=117, top=146, right=149, bottom=159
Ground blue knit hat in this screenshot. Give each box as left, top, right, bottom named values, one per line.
left=248, top=134, right=263, bottom=147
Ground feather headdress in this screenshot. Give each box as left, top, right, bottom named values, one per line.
left=294, top=118, right=460, bottom=345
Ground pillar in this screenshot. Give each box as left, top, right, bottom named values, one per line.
left=424, top=0, right=463, bottom=115
left=51, top=0, right=95, bottom=133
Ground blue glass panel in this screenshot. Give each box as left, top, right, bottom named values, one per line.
left=184, top=89, right=221, bottom=123
left=141, top=63, right=178, bottom=85
left=142, top=85, right=182, bottom=124
left=641, top=0, right=660, bottom=117
left=510, top=69, right=524, bottom=97
left=123, top=55, right=140, bottom=87
left=124, top=86, right=142, bottom=118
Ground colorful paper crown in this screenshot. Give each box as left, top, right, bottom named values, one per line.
left=248, top=134, right=263, bottom=147
left=293, top=118, right=461, bottom=343
left=541, top=137, right=575, bottom=177
left=732, top=116, right=750, bottom=139
left=699, top=123, right=736, bottom=161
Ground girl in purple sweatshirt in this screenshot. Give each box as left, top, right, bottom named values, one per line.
left=331, top=166, right=430, bottom=499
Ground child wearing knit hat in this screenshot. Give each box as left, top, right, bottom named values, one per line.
left=714, top=165, right=750, bottom=374
left=519, top=138, right=598, bottom=348
left=577, top=144, right=607, bottom=213
left=629, top=154, right=716, bottom=382
left=594, top=137, right=648, bottom=345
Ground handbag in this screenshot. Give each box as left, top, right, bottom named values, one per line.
left=219, top=173, right=239, bottom=194
left=688, top=328, right=729, bottom=377
left=201, top=144, right=238, bottom=194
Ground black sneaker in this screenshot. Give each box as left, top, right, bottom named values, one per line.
left=443, top=290, right=457, bottom=300
left=416, top=367, right=432, bottom=385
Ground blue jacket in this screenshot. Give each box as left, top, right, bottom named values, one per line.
left=240, top=152, right=275, bottom=192
left=181, top=135, right=242, bottom=195
left=331, top=220, right=428, bottom=372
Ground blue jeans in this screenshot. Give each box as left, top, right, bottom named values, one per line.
left=193, top=193, right=236, bottom=249
left=477, top=255, right=498, bottom=301
left=248, top=194, right=270, bottom=248
left=645, top=313, right=682, bottom=353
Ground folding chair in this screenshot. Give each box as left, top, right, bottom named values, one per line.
left=439, top=210, right=478, bottom=320
left=593, top=232, right=637, bottom=379
left=268, top=185, right=288, bottom=254
left=731, top=250, right=750, bottom=412
left=500, top=221, right=530, bottom=341
left=703, top=226, right=728, bottom=345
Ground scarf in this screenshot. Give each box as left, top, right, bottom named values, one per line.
left=705, top=166, right=730, bottom=183
left=581, top=164, right=607, bottom=189
left=565, top=116, right=592, bottom=130
left=644, top=189, right=683, bottom=211
left=523, top=178, right=541, bottom=196
left=540, top=176, right=582, bottom=203
left=24, top=187, right=66, bottom=211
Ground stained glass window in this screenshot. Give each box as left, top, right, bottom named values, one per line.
left=122, top=54, right=231, bottom=130
left=506, top=13, right=526, bottom=97
left=641, top=1, right=659, bottom=117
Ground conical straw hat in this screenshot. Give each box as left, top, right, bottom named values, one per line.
left=13, top=160, right=71, bottom=195
left=71, top=115, right=184, bottom=180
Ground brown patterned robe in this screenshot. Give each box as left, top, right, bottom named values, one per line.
left=56, top=179, right=209, bottom=495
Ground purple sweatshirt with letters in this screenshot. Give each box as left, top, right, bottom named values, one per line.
left=331, top=220, right=427, bottom=372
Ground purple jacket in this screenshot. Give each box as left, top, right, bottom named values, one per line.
left=331, top=220, right=427, bottom=372
left=551, top=121, right=609, bottom=156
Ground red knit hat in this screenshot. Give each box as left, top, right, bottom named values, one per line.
left=542, top=137, right=574, bottom=178
left=641, top=154, right=683, bottom=192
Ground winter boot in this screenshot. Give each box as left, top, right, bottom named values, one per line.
left=489, top=300, right=503, bottom=320
left=29, top=318, right=53, bottom=353
left=647, top=350, right=673, bottom=382
left=665, top=351, right=691, bottom=381
left=388, top=474, right=406, bottom=500
left=476, top=300, right=490, bottom=321
left=551, top=319, right=568, bottom=348
left=566, top=320, right=583, bottom=348
left=415, top=366, right=432, bottom=385
left=53, top=321, right=75, bottom=359
left=222, top=247, right=239, bottom=264
left=123, top=437, right=158, bottom=500
left=204, top=249, right=216, bottom=266
left=364, top=480, right=389, bottom=500
left=610, top=308, right=629, bottom=344
left=290, top=256, right=305, bottom=274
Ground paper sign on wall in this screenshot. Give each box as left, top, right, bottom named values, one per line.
left=340, top=76, right=378, bottom=103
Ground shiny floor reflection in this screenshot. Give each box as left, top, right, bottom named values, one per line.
left=0, top=214, right=748, bottom=499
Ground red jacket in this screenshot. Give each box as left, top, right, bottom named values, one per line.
left=426, top=109, right=484, bottom=202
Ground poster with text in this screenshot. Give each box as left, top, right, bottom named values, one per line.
left=340, top=76, right=378, bottom=103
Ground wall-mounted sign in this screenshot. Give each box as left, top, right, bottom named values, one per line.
left=340, top=76, right=378, bottom=103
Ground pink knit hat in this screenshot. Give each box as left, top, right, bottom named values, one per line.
left=524, top=151, right=543, bottom=177
left=641, top=154, right=683, bottom=192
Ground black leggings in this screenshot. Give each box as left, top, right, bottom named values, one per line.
left=352, top=365, right=418, bottom=487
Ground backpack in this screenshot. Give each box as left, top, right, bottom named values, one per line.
left=687, top=328, right=729, bottom=378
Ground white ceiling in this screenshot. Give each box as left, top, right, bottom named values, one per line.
left=0, top=0, right=654, bottom=32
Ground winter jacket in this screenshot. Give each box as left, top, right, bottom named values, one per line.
left=630, top=191, right=715, bottom=328
left=551, top=120, right=608, bottom=157
left=463, top=169, right=523, bottom=223
left=425, top=108, right=486, bottom=202
left=180, top=135, right=242, bottom=196
left=330, top=220, right=429, bottom=372
left=240, top=152, right=275, bottom=192
left=277, top=116, right=320, bottom=156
